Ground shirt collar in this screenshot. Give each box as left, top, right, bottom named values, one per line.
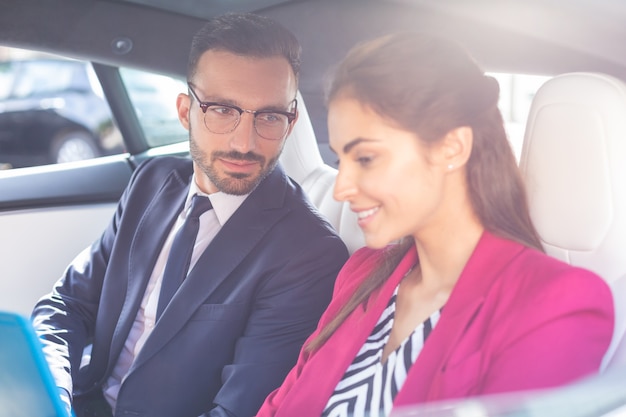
left=186, top=179, right=249, bottom=226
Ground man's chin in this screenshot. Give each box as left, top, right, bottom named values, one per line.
left=228, top=172, right=254, bottom=180
left=217, top=175, right=260, bottom=195
left=207, top=159, right=277, bottom=195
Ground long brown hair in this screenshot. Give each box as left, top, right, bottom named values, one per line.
left=306, top=32, right=543, bottom=352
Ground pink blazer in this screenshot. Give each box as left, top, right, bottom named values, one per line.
left=256, top=232, right=614, bottom=417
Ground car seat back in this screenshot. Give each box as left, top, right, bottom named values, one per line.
left=519, top=72, right=626, bottom=371
left=280, top=92, right=364, bottom=253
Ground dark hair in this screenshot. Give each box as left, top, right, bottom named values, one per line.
left=307, top=32, right=543, bottom=352
left=187, top=13, right=301, bottom=81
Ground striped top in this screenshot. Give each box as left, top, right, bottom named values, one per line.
left=322, top=285, right=442, bottom=417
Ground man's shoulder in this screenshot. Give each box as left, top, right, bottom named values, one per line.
left=127, top=156, right=193, bottom=191
left=253, top=166, right=328, bottom=226
left=134, top=155, right=192, bottom=177
left=247, top=169, right=345, bottom=257
left=280, top=176, right=340, bottom=236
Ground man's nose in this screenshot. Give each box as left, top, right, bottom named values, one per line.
left=229, top=113, right=257, bottom=153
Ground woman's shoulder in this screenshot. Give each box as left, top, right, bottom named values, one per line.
left=471, top=232, right=612, bottom=315
left=517, top=244, right=601, bottom=280
left=332, top=244, right=409, bottom=299
left=332, top=246, right=383, bottom=290
left=505, top=240, right=613, bottom=308
left=348, top=245, right=383, bottom=263
left=481, top=232, right=606, bottom=288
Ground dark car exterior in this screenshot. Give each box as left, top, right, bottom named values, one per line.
left=0, top=58, right=124, bottom=169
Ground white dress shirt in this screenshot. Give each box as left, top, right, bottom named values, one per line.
left=103, top=179, right=247, bottom=409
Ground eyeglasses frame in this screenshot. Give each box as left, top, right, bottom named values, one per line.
left=187, top=82, right=298, bottom=140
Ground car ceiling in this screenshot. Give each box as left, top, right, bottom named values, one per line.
left=3, top=0, right=626, bottom=80
left=2, top=0, right=626, bottom=146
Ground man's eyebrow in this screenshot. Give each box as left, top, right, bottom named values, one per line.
left=255, top=97, right=298, bottom=112
left=258, top=104, right=293, bottom=112
left=195, top=94, right=238, bottom=106
left=217, top=99, right=291, bottom=111
left=195, top=92, right=293, bottom=112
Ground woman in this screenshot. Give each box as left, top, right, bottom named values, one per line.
left=256, top=33, right=614, bottom=417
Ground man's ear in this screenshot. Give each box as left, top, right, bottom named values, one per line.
left=176, top=92, right=191, bottom=131
left=440, top=126, right=473, bottom=171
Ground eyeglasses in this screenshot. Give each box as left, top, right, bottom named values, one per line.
left=187, top=83, right=297, bottom=141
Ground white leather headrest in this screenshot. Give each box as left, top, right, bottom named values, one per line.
left=519, top=72, right=626, bottom=285
left=280, top=91, right=325, bottom=185
left=280, top=91, right=364, bottom=253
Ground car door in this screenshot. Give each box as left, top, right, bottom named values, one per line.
left=0, top=59, right=189, bottom=315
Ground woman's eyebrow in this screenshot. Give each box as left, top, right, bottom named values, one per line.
left=342, top=137, right=377, bottom=154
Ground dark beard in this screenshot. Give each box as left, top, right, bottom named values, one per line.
left=189, top=131, right=280, bottom=195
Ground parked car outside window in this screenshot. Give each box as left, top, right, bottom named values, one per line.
left=0, top=58, right=123, bottom=169
left=0, top=52, right=188, bottom=170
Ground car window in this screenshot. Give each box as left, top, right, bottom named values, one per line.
left=119, top=68, right=188, bottom=148
left=489, top=72, right=551, bottom=161
left=0, top=46, right=187, bottom=170
left=10, top=60, right=91, bottom=98
left=0, top=47, right=124, bottom=169
left=0, top=61, right=15, bottom=100
left=0, top=45, right=549, bottom=171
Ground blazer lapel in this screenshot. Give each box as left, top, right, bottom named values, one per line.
left=395, top=231, right=526, bottom=404
left=108, top=170, right=189, bottom=367
left=283, top=247, right=418, bottom=416
left=130, top=166, right=291, bottom=372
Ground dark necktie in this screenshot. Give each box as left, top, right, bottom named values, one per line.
left=157, top=194, right=213, bottom=319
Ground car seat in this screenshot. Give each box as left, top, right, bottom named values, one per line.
left=519, top=72, right=626, bottom=371
left=279, top=92, right=364, bottom=254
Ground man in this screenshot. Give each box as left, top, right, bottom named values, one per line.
left=32, top=13, right=349, bottom=417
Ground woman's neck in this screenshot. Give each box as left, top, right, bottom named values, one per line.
left=412, top=205, right=484, bottom=292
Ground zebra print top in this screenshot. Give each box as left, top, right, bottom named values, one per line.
left=321, top=285, right=442, bottom=417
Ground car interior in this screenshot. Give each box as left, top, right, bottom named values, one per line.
left=0, top=0, right=625, bottom=415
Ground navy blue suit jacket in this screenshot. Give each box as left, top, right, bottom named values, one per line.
left=32, top=156, right=349, bottom=417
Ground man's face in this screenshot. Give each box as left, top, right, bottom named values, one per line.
left=177, top=49, right=298, bottom=195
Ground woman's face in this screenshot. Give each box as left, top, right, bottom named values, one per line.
left=329, top=97, right=448, bottom=249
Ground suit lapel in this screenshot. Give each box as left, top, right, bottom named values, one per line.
left=108, top=169, right=189, bottom=367
left=130, top=166, right=291, bottom=372
left=395, top=232, right=525, bottom=404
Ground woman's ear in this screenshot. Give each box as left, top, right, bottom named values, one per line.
left=440, top=126, right=473, bottom=171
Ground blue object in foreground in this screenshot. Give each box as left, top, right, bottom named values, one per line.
left=0, top=311, right=70, bottom=417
